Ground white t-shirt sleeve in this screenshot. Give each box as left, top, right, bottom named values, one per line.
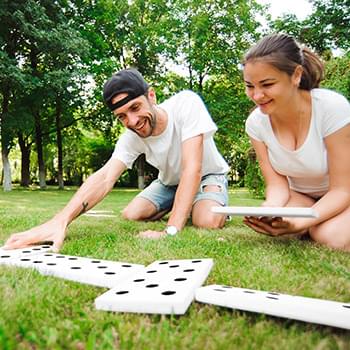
left=111, top=131, right=143, bottom=169
left=319, top=90, right=350, bottom=137
left=245, top=109, right=264, bottom=142
left=176, top=91, right=217, bottom=141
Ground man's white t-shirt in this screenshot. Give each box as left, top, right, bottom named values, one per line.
left=112, top=90, right=229, bottom=186
left=245, top=88, right=350, bottom=197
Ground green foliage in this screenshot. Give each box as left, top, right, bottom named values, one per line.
left=272, top=0, right=350, bottom=54
left=244, top=146, right=265, bottom=198
left=322, top=53, right=350, bottom=99
left=60, top=127, right=115, bottom=185
left=307, top=0, right=350, bottom=51
left=173, top=0, right=263, bottom=90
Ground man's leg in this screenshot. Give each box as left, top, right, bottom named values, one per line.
left=122, top=179, right=176, bottom=221
left=192, top=174, right=229, bottom=229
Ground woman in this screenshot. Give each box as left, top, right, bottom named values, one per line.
left=243, top=33, right=350, bottom=251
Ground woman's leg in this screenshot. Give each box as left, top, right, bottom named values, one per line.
left=285, top=190, right=350, bottom=250
left=309, top=207, right=350, bottom=251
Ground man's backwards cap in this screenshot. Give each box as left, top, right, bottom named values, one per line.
left=103, top=68, right=149, bottom=111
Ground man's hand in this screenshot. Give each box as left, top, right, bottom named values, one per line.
left=3, top=218, right=67, bottom=252
left=138, top=230, right=167, bottom=239
left=243, top=216, right=307, bottom=237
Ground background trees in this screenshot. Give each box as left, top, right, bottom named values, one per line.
left=0, top=0, right=348, bottom=193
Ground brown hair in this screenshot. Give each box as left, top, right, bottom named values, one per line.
left=243, top=33, right=324, bottom=90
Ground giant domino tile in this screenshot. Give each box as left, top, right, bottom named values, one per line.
left=0, top=245, right=349, bottom=329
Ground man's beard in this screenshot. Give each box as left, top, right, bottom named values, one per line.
left=128, top=106, right=157, bottom=138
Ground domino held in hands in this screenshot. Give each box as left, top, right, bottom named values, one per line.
left=212, top=206, right=318, bottom=218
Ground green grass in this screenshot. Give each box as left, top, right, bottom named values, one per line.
left=0, top=186, right=349, bottom=350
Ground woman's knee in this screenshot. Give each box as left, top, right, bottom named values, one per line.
left=310, top=225, right=350, bottom=250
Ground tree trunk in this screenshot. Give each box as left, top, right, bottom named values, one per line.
left=0, top=86, right=12, bottom=191
left=136, top=154, right=145, bottom=189
left=55, top=97, right=64, bottom=189
left=30, top=47, right=46, bottom=189
left=34, top=111, right=46, bottom=189
left=1, top=147, right=12, bottom=191
left=18, top=133, right=31, bottom=187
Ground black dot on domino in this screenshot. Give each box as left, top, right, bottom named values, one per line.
left=161, top=291, right=176, bottom=296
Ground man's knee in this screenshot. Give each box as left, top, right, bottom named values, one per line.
left=122, top=206, right=143, bottom=221
left=192, top=211, right=226, bottom=229
left=122, top=198, right=159, bottom=221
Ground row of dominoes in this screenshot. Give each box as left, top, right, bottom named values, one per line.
left=1, top=245, right=349, bottom=329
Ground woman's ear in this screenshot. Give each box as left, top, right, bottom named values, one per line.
left=147, top=88, right=157, bottom=104
left=292, top=65, right=303, bottom=87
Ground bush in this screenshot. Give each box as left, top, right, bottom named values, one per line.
left=244, top=146, right=265, bottom=198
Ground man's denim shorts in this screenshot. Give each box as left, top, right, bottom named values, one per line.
left=136, top=174, right=228, bottom=212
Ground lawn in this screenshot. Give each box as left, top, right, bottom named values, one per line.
left=0, top=187, right=349, bottom=350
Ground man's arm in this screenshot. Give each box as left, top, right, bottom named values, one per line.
left=4, top=158, right=126, bottom=251
left=138, top=134, right=203, bottom=239
left=166, top=134, right=203, bottom=230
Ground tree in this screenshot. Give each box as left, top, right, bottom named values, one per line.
left=0, top=0, right=89, bottom=190
left=0, top=0, right=29, bottom=190
left=272, top=0, right=350, bottom=54
left=173, top=0, right=264, bottom=91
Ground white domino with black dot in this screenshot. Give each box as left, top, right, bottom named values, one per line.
left=3, top=252, right=145, bottom=288
left=0, top=245, right=53, bottom=264
left=195, top=285, right=350, bottom=330
left=95, top=258, right=213, bottom=314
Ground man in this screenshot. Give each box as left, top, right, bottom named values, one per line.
left=4, top=68, right=229, bottom=252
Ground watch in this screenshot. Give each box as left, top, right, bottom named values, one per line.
left=165, top=225, right=178, bottom=236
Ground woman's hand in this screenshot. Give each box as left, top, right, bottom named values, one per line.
left=243, top=216, right=308, bottom=237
